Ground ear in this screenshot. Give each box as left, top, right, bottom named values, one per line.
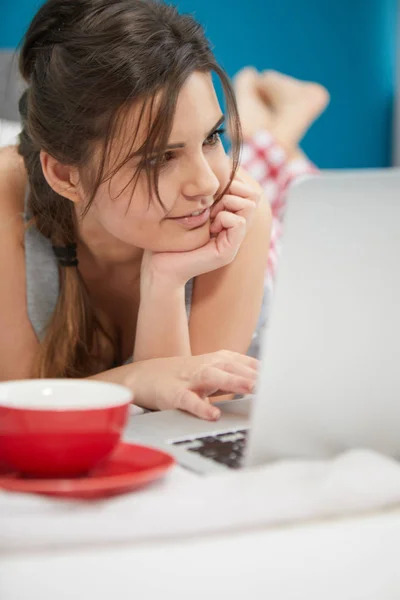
left=40, top=151, right=81, bottom=203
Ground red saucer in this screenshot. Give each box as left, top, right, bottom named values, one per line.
left=0, top=443, right=175, bottom=500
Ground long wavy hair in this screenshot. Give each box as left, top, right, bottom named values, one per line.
left=18, top=0, right=242, bottom=378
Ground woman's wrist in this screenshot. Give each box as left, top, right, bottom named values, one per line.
left=134, top=276, right=191, bottom=361
left=88, top=362, right=154, bottom=410
left=140, top=249, right=190, bottom=292
left=140, top=266, right=187, bottom=297
left=88, top=361, right=138, bottom=389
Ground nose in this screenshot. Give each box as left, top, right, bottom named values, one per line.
left=181, top=154, right=220, bottom=199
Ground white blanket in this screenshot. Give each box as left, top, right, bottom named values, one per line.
left=1, top=449, right=400, bottom=554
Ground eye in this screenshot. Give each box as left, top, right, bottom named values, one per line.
left=148, top=150, right=175, bottom=169
left=204, top=127, right=226, bottom=147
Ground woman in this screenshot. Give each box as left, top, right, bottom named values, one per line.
left=0, top=0, right=326, bottom=420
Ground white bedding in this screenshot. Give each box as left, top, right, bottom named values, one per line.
left=2, top=448, right=400, bottom=555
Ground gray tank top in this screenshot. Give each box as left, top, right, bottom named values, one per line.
left=23, top=200, right=194, bottom=361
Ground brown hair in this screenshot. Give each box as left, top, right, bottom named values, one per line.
left=18, top=0, right=242, bottom=378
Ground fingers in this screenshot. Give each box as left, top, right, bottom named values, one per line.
left=200, top=349, right=259, bottom=371
left=228, top=352, right=259, bottom=372
left=215, top=360, right=258, bottom=384
left=228, top=179, right=261, bottom=201
left=244, top=357, right=259, bottom=372
left=209, top=209, right=246, bottom=237
left=210, top=211, right=246, bottom=259
left=193, top=364, right=255, bottom=396
left=176, top=387, right=221, bottom=421
left=210, top=350, right=258, bottom=384
left=174, top=352, right=260, bottom=421
left=210, top=194, right=255, bottom=220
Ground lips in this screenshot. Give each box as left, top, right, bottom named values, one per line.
left=168, top=205, right=212, bottom=219
left=167, top=207, right=211, bottom=230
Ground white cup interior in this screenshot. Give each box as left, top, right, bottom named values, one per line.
left=0, top=380, right=133, bottom=410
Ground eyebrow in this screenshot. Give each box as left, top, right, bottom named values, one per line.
left=135, top=114, right=225, bottom=156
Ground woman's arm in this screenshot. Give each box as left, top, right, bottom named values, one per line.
left=133, top=131, right=316, bottom=360
left=0, top=148, right=38, bottom=381
left=189, top=197, right=271, bottom=355
left=91, top=350, right=258, bottom=420
left=133, top=273, right=191, bottom=361
left=132, top=175, right=254, bottom=361
left=189, top=131, right=317, bottom=356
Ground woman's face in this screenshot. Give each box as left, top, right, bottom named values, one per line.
left=79, top=71, right=232, bottom=253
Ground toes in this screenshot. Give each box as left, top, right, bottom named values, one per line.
left=306, top=83, right=330, bottom=107
left=233, top=67, right=259, bottom=90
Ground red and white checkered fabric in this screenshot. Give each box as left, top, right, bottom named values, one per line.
left=240, top=130, right=318, bottom=289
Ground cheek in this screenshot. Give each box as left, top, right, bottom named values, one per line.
left=158, top=221, right=212, bottom=252
left=210, top=150, right=232, bottom=197
left=90, top=177, right=166, bottom=245
left=142, top=154, right=232, bottom=253
left=89, top=176, right=195, bottom=252
left=85, top=156, right=231, bottom=253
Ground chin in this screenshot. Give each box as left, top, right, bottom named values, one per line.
left=181, top=227, right=211, bottom=251
left=157, top=223, right=211, bottom=252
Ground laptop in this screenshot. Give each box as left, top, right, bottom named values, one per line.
left=125, top=168, right=400, bottom=474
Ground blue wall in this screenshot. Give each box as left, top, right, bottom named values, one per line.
left=1, top=0, right=397, bottom=168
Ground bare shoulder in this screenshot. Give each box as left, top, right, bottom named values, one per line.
left=0, top=145, right=38, bottom=380
left=0, top=145, right=27, bottom=223
left=0, top=144, right=25, bottom=178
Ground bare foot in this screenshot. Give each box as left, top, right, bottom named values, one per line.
left=231, top=67, right=275, bottom=140
left=257, top=70, right=330, bottom=148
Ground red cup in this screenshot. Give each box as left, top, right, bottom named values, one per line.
left=0, top=380, right=133, bottom=478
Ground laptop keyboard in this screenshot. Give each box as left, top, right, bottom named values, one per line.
left=172, top=429, right=248, bottom=469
